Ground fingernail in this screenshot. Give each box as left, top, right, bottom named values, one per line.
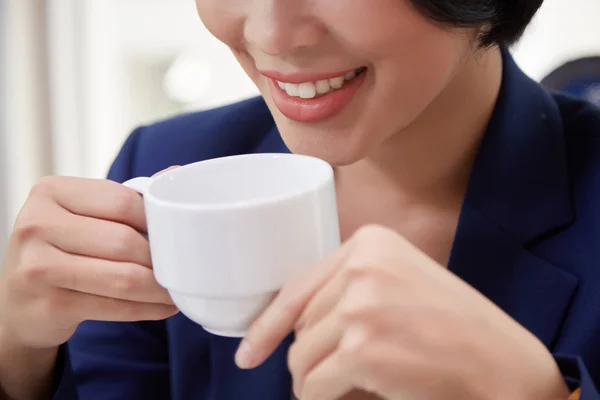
left=152, top=165, right=180, bottom=177
left=235, top=340, right=254, bottom=369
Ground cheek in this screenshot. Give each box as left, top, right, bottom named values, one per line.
left=319, top=3, right=473, bottom=151
left=318, top=0, right=441, bottom=55
left=320, top=0, right=473, bottom=114
left=194, top=0, right=245, bottom=49
left=378, top=28, right=471, bottom=104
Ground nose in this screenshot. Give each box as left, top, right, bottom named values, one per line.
left=244, top=0, right=326, bottom=57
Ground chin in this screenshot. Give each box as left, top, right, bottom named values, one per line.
left=276, top=123, right=374, bottom=167
left=289, top=144, right=364, bottom=167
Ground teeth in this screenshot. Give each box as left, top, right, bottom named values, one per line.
left=329, top=76, right=344, bottom=89
left=298, top=82, right=317, bottom=99
left=276, top=67, right=364, bottom=99
left=316, top=80, right=331, bottom=94
left=284, top=83, right=299, bottom=96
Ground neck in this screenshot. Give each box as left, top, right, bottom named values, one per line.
left=337, top=46, right=503, bottom=205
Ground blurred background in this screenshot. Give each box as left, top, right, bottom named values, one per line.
left=1, top=0, right=600, bottom=260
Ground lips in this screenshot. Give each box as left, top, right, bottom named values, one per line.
left=261, top=67, right=368, bottom=123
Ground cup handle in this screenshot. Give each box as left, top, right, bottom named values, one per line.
left=122, top=176, right=153, bottom=195
left=123, top=177, right=152, bottom=240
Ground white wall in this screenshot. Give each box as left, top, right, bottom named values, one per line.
left=1, top=0, right=54, bottom=253
left=512, top=0, right=600, bottom=80
left=0, top=0, right=9, bottom=262
left=75, top=0, right=258, bottom=180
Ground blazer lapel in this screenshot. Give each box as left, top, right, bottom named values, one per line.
left=448, top=48, right=579, bottom=348
left=449, top=204, right=578, bottom=347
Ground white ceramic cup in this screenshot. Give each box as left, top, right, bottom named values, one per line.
left=123, top=153, right=340, bottom=337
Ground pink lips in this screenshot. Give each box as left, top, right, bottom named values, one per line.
left=260, top=69, right=367, bottom=123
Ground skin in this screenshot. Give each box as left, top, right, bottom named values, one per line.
left=0, top=1, right=570, bottom=399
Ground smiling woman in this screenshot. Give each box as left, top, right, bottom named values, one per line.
left=0, top=0, right=599, bottom=399
left=195, top=0, right=507, bottom=166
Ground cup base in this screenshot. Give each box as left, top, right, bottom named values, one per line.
left=168, top=290, right=277, bottom=337
left=202, top=327, right=247, bottom=338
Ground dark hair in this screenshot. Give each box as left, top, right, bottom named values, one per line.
left=410, top=0, right=545, bottom=46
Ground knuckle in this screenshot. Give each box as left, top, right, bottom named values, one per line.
left=353, top=224, right=392, bottom=242
left=112, top=267, right=141, bottom=296
left=20, top=247, right=53, bottom=284
left=345, top=261, right=371, bottom=280
left=13, top=204, right=53, bottom=243
left=338, top=284, right=382, bottom=322
left=347, top=226, right=404, bottom=268
left=352, top=224, right=406, bottom=253
left=294, top=314, right=308, bottom=334
left=29, top=176, right=60, bottom=198
left=109, top=225, right=141, bottom=258
left=338, top=296, right=364, bottom=322
left=339, top=326, right=373, bottom=363
left=13, top=216, right=44, bottom=242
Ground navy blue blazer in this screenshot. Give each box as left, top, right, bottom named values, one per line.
left=54, top=51, right=600, bottom=399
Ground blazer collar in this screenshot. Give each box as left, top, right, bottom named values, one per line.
left=448, top=48, right=578, bottom=347
left=463, top=47, right=573, bottom=244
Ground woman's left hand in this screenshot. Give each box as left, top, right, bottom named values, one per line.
left=236, top=225, right=569, bottom=400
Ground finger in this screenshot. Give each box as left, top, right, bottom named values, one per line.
left=289, top=312, right=344, bottom=397
left=295, top=261, right=349, bottom=332
left=31, top=176, right=148, bottom=233
left=298, top=235, right=407, bottom=332
left=40, top=202, right=151, bottom=267
left=153, top=166, right=180, bottom=177
left=300, top=351, right=355, bottom=400
left=39, top=244, right=173, bottom=305
left=61, top=289, right=179, bottom=323
left=236, top=243, right=353, bottom=369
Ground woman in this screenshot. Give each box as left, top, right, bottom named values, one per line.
left=0, top=0, right=598, bottom=399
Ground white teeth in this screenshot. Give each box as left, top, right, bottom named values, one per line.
left=298, top=82, right=317, bottom=99
left=316, top=80, right=331, bottom=94
left=284, top=83, right=299, bottom=96
left=329, top=76, right=344, bottom=89
left=276, top=68, right=364, bottom=98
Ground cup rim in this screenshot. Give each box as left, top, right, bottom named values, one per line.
left=144, top=153, right=334, bottom=211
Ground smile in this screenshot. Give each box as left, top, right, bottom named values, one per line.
left=275, top=67, right=367, bottom=99
left=261, top=67, right=368, bottom=123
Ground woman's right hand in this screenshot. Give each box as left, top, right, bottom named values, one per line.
left=0, top=175, right=178, bottom=351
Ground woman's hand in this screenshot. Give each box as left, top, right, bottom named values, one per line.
left=237, top=225, right=570, bottom=400
left=0, top=170, right=179, bottom=399
left=0, top=174, right=179, bottom=350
